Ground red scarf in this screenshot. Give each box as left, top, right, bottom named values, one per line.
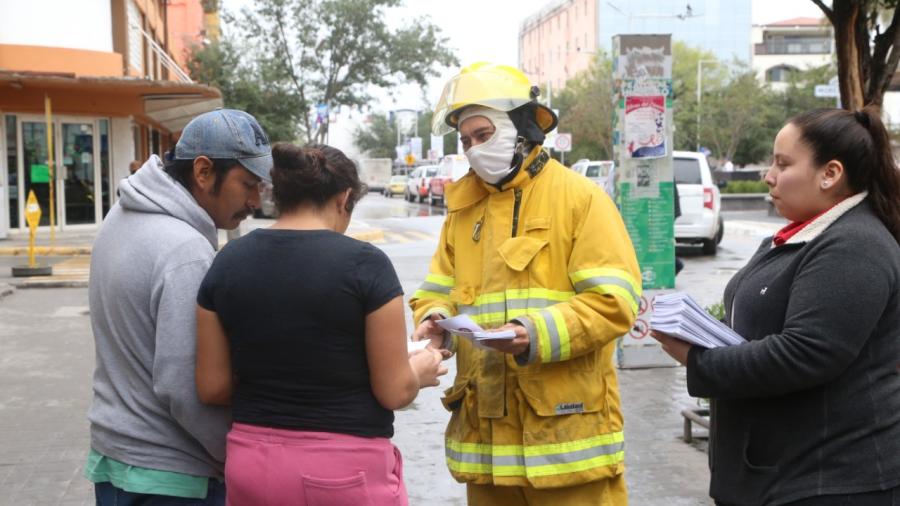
left=772, top=199, right=847, bottom=246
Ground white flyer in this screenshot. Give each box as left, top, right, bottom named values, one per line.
left=435, top=314, right=516, bottom=340
left=407, top=340, right=431, bottom=353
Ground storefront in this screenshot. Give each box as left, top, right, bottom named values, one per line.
left=0, top=71, right=222, bottom=233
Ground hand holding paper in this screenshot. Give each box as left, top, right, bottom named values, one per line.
left=649, top=292, right=746, bottom=349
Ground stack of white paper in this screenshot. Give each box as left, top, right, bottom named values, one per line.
left=435, top=314, right=516, bottom=348
left=650, top=292, right=745, bottom=348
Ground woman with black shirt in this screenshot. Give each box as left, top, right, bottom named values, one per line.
left=654, top=107, right=900, bottom=505
left=195, top=143, right=446, bottom=505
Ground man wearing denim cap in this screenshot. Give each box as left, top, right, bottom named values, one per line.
left=84, top=109, right=271, bottom=505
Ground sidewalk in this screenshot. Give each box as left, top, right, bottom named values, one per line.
left=0, top=218, right=384, bottom=257
left=0, top=219, right=385, bottom=290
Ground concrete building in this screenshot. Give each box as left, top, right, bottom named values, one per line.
left=0, top=0, right=221, bottom=233
left=519, top=0, right=752, bottom=91
left=751, top=17, right=833, bottom=91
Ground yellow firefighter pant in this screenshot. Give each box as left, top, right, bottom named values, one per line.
left=466, top=474, right=628, bottom=506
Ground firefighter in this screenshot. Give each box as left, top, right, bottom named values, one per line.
left=411, top=62, right=641, bottom=505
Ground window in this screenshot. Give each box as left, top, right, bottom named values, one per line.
left=766, top=65, right=797, bottom=83
left=5, top=115, right=17, bottom=228
left=99, top=119, right=111, bottom=216
left=127, top=0, right=144, bottom=75
left=674, top=158, right=702, bottom=185
left=763, top=33, right=831, bottom=55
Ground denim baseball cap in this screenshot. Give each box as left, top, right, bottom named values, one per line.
left=175, top=109, right=273, bottom=182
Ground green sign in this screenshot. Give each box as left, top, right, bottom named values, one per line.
left=30, top=164, right=49, bottom=183
left=619, top=182, right=676, bottom=289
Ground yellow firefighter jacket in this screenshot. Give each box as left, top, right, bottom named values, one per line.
left=410, top=147, right=642, bottom=489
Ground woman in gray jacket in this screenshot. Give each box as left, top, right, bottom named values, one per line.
left=654, top=106, right=900, bottom=506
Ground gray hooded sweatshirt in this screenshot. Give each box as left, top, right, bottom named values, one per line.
left=88, top=155, right=229, bottom=478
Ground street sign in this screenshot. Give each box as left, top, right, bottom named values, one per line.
left=554, top=133, right=572, bottom=152
left=25, top=190, right=41, bottom=230
left=24, top=190, right=41, bottom=268
left=815, top=84, right=839, bottom=98
left=404, top=153, right=416, bottom=166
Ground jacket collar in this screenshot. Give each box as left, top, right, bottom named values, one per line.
left=783, top=191, right=869, bottom=245
left=445, top=146, right=549, bottom=212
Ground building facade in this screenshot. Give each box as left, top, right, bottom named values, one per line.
left=751, top=17, right=833, bottom=91
left=519, top=0, right=752, bottom=91
left=0, top=0, right=220, bottom=233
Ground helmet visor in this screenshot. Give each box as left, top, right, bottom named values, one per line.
left=431, top=68, right=533, bottom=136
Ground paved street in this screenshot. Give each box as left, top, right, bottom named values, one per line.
left=0, top=193, right=783, bottom=505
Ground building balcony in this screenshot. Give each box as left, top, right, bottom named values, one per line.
left=754, top=41, right=831, bottom=56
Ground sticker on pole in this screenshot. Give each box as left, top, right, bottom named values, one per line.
left=625, top=95, right=666, bottom=159
left=554, top=133, right=572, bottom=152
left=25, top=190, right=42, bottom=231
left=630, top=318, right=650, bottom=339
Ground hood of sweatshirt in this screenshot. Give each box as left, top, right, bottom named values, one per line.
left=117, top=155, right=218, bottom=250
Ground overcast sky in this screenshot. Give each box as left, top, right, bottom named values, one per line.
left=221, top=0, right=826, bottom=110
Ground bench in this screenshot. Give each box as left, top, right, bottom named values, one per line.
left=681, top=408, right=710, bottom=443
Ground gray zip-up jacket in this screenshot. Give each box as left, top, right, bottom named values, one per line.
left=688, top=193, right=900, bottom=505
left=87, top=156, right=230, bottom=478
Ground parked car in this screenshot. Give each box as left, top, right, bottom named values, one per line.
left=405, top=165, right=439, bottom=203
left=383, top=175, right=408, bottom=198
left=253, top=183, right=277, bottom=219
left=428, top=155, right=470, bottom=206
left=572, top=160, right=616, bottom=198
left=674, top=150, right=723, bottom=255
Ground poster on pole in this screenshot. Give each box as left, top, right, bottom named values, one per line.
left=625, top=95, right=666, bottom=159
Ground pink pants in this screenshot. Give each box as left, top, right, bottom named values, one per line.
left=225, top=423, right=408, bottom=506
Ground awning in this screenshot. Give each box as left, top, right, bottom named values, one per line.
left=0, top=71, right=223, bottom=133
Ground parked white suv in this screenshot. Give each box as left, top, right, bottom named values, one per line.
left=572, top=160, right=616, bottom=198
left=674, top=150, right=723, bottom=255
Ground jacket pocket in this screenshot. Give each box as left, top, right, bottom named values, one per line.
left=302, top=472, right=375, bottom=506
left=442, top=381, right=479, bottom=432
left=742, top=427, right=780, bottom=473
left=498, top=236, right=547, bottom=272
left=524, top=217, right=551, bottom=240
left=517, top=369, right=606, bottom=418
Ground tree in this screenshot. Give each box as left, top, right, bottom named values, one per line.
left=813, top=0, right=900, bottom=110
left=353, top=113, right=397, bottom=159
left=699, top=66, right=773, bottom=163
left=187, top=41, right=306, bottom=142
left=236, top=0, right=458, bottom=144
left=670, top=42, right=728, bottom=152
left=553, top=53, right=615, bottom=162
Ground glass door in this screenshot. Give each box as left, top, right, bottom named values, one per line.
left=60, top=122, right=97, bottom=225
left=21, top=121, right=54, bottom=227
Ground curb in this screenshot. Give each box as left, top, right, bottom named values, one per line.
left=0, top=246, right=92, bottom=257
left=347, top=229, right=386, bottom=243
left=0, top=229, right=386, bottom=257
left=725, top=220, right=782, bottom=238
left=12, top=279, right=89, bottom=289
left=0, top=283, right=14, bottom=299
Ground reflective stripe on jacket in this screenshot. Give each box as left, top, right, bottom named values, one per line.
left=410, top=147, right=641, bottom=489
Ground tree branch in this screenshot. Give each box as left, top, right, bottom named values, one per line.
left=811, top=0, right=835, bottom=24
left=867, top=4, right=900, bottom=104
left=273, top=11, right=312, bottom=142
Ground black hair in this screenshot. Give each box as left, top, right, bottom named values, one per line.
left=270, top=142, right=364, bottom=214
left=789, top=106, right=900, bottom=244
left=162, top=148, right=242, bottom=194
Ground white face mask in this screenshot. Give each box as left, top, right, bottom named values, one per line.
left=460, top=108, right=519, bottom=184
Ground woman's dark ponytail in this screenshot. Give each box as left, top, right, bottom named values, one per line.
left=855, top=106, right=900, bottom=244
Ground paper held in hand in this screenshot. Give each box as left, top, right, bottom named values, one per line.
left=435, top=314, right=517, bottom=341
left=407, top=340, right=431, bottom=353
left=649, top=292, right=746, bottom=349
